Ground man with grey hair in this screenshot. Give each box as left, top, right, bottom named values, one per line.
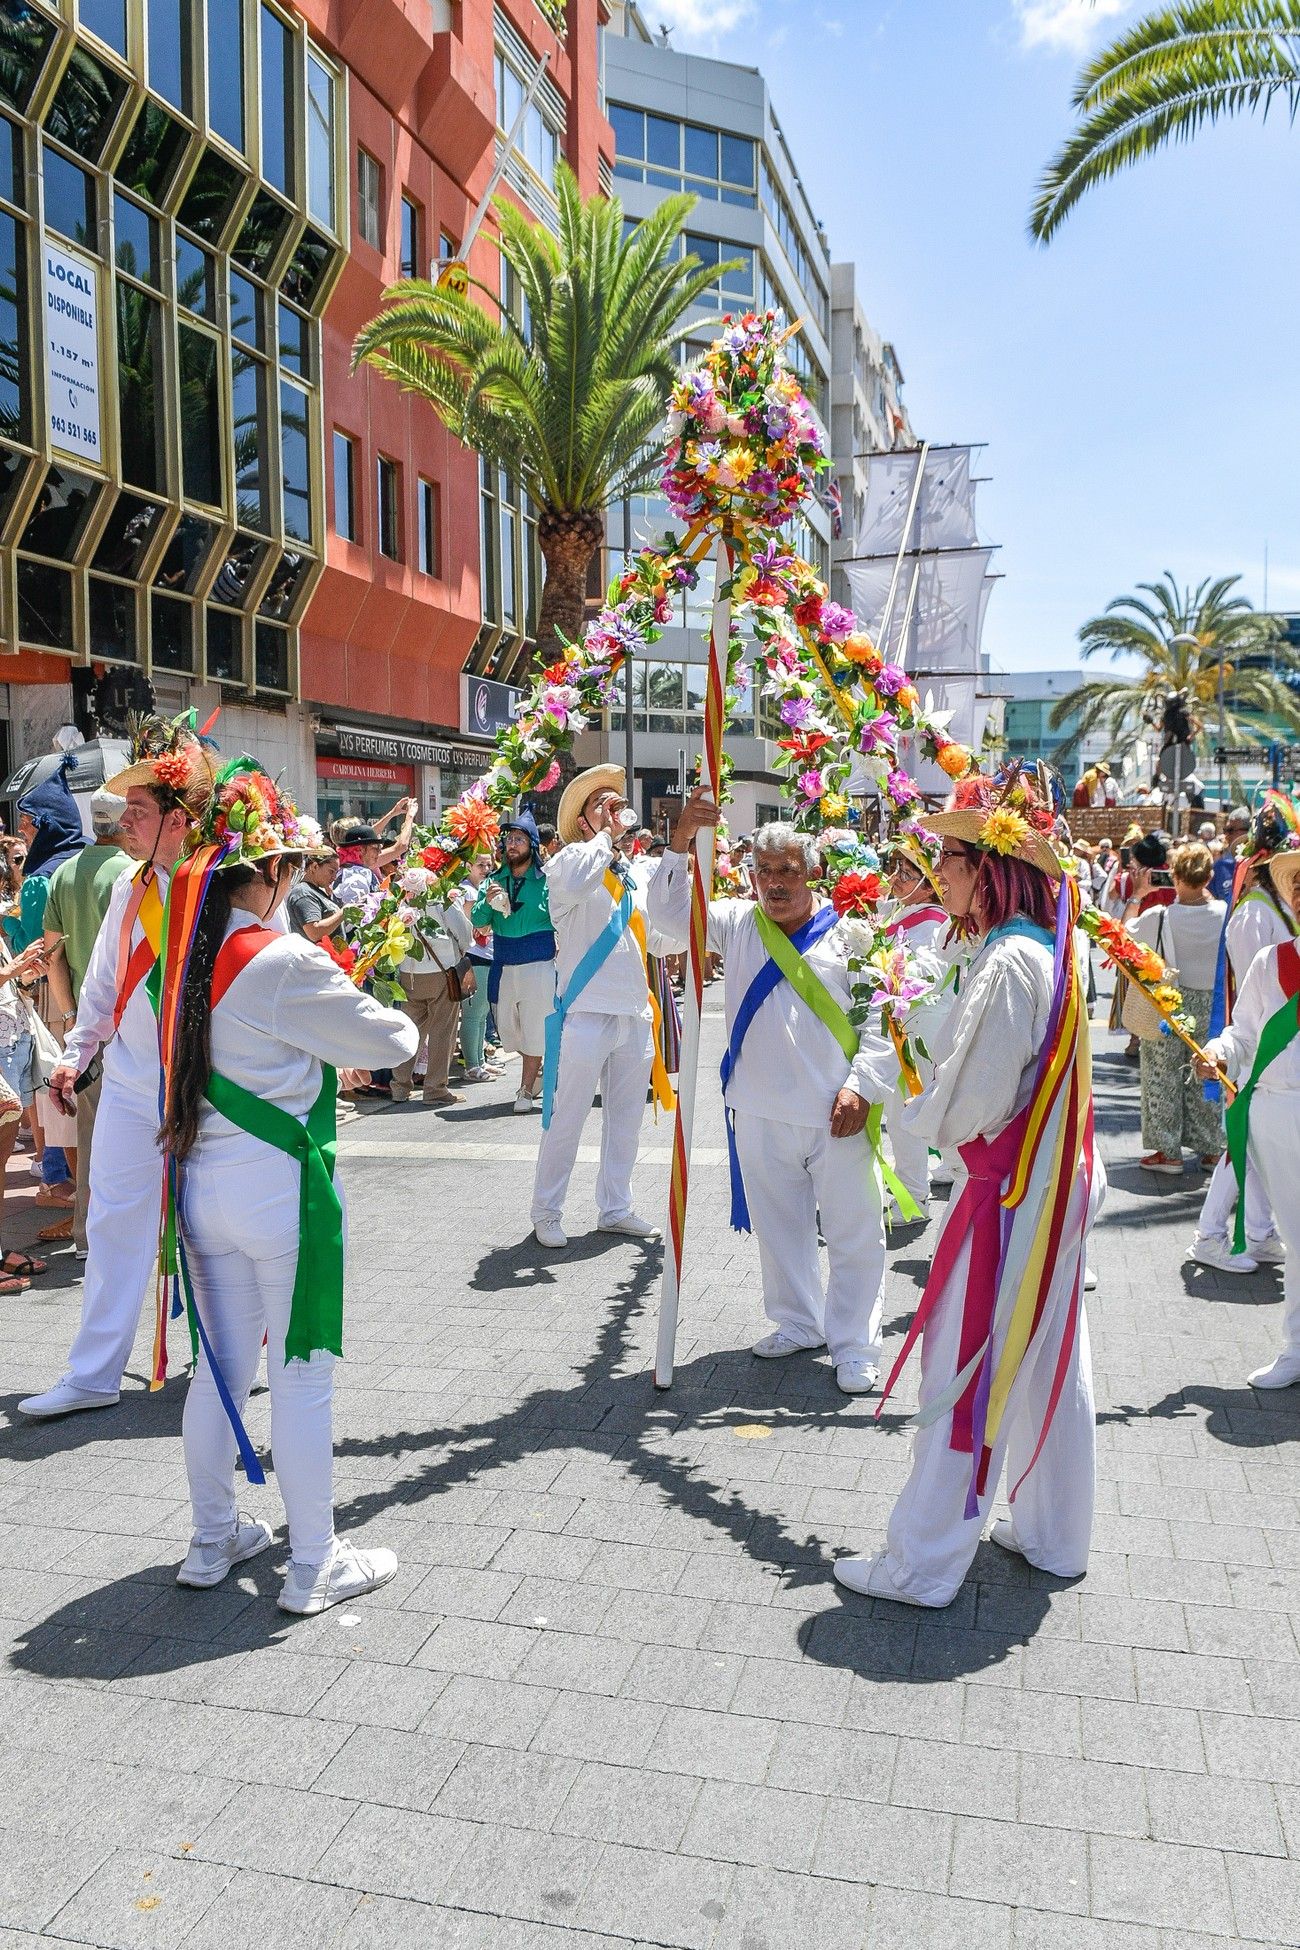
left=647, top=791, right=897, bottom=1392
left=41, top=788, right=132, bottom=1254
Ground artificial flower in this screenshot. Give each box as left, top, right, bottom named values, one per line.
left=936, top=741, right=971, bottom=780
left=446, top=797, right=500, bottom=849
left=831, top=871, right=885, bottom=916
left=978, top=808, right=1030, bottom=856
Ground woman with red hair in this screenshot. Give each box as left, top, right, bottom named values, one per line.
left=835, top=772, right=1102, bottom=1609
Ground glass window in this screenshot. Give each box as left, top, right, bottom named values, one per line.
left=205, top=604, right=241, bottom=679
left=332, top=428, right=354, bottom=540
left=42, top=145, right=96, bottom=248
left=648, top=661, right=683, bottom=732
left=116, top=99, right=188, bottom=206
left=258, top=545, right=308, bottom=618
left=500, top=502, right=516, bottom=627
left=609, top=103, right=642, bottom=159
left=277, top=299, right=307, bottom=374
left=151, top=590, right=193, bottom=669
left=89, top=575, right=137, bottom=660
left=478, top=466, right=495, bottom=621
left=80, top=0, right=126, bottom=56
left=178, top=324, right=221, bottom=504
left=153, top=510, right=217, bottom=590
left=645, top=114, right=677, bottom=170
left=684, top=123, right=717, bottom=181
left=93, top=491, right=162, bottom=573
left=231, top=354, right=267, bottom=529
left=176, top=232, right=215, bottom=316
left=438, top=229, right=456, bottom=262
left=20, top=462, right=98, bottom=558
left=17, top=556, right=72, bottom=647
left=280, top=377, right=310, bottom=541
left=232, top=188, right=292, bottom=275
left=0, top=208, right=28, bottom=440
left=207, top=0, right=244, bottom=151
left=0, top=115, right=19, bottom=207
left=721, top=133, right=754, bottom=188
left=113, top=192, right=157, bottom=284
left=147, top=0, right=193, bottom=113
left=211, top=531, right=264, bottom=605
left=306, top=52, right=335, bottom=232
left=177, top=144, right=245, bottom=242
left=228, top=266, right=262, bottom=345
left=417, top=476, right=436, bottom=575
left=399, top=193, right=419, bottom=280
left=45, top=44, right=128, bottom=163
left=116, top=281, right=163, bottom=492
left=255, top=618, right=288, bottom=688
left=259, top=5, right=292, bottom=196
left=356, top=147, right=380, bottom=249
left=0, top=3, right=56, bottom=113
left=280, top=224, right=331, bottom=308
left=376, top=453, right=399, bottom=559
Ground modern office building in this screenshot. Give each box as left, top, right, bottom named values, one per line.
left=0, top=0, right=610, bottom=821
left=828, top=258, right=911, bottom=607
left=1001, top=668, right=1116, bottom=788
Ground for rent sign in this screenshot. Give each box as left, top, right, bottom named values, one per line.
left=43, top=237, right=102, bottom=465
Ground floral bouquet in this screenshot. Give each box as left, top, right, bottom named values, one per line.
left=1077, top=905, right=1193, bottom=1036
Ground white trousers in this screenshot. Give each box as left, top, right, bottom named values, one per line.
left=1197, top=1150, right=1275, bottom=1247
left=885, top=1075, right=932, bottom=1206
left=180, top=1153, right=337, bottom=1565
left=1248, top=1093, right=1300, bottom=1359
left=733, top=1109, right=886, bottom=1362
left=879, top=1155, right=1103, bottom=1606
left=64, top=1081, right=161, bottom=1396
left=532, top=1012, right=653, bottom=1228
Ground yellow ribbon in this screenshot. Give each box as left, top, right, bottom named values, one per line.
left=604, top=869, right=676, bottom=1117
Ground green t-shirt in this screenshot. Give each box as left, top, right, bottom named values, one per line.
left=43, top=843, right=134, bottom=998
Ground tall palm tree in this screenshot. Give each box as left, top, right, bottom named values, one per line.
left=354, top=164, right=730, bottom=661
left=1047, top=573, right=1298, bottom=766
left=1029, top=1, right=1300, bottom=243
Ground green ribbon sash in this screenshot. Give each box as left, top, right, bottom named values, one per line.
left=753, top=907, right=920, bottom=1220
left=204, top=1065, right=344, bottom=1362
left=1226, top=989, right=1300, bottom=1256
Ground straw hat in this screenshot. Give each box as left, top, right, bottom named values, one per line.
left=105, top=713, right=216, bottom=815
left=1267, top=844, right=1300, bottom=910
left=927, top=770, right=1063, bottom=878
left=557, top=763, right=625, bottom=846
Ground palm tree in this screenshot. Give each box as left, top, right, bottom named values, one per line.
left=353, top=164, right=729, bottom=660
left=1029, top=1, right=1300, bottom=244
left=1047, top=573, right=1298, bottom=768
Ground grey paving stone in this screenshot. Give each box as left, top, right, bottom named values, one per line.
left=814, top=1798, right=953, bottom=1892
left=765, top=1720, right=895, bottom=1801
left=401, top=1565, right=520, bottom=1622
left=552, top=1758, right=702, bottom=1851
left=433, top=1743, right=580, bottom=1829
left=1089, top=1835, right=1233, bottom=1934
left=949, top=1814, right=1088, bottom=1915
left=866, top=1887, right=1013, bottom=1950
left=188, top=1780, right=358, bottom=1877
left=515, top=1626, right=640, bottom=1696
left=891, top=1735, right=1019, bottom=1820
left=1145, top=1766, right=1285, bottom=1855
left=313, top=1802, right=477, bottom=1903
left=531, top=1690, right=666, bottom=1767
left=312, top=1660, right=451, bottom=1731
left=420, top=1673, right=559, bottom=1749
left=1017, top=1751, right=1149, bottom=1836
left=45, top=1851, right=234, bottom=1950
left=312, top=1725, right=465, bottom=1812
left=959, top=1684, right=1082, bottom=1758
left=572, top=1841, right=733, bottom=1949
left=641, top=1704, right=780, bottom=1785
left=1247, top=1656, right=1300, bottom=1719
left=620, top=1641, right=743, bottom=1711
left=721, top=1864, right=873, bottom=1950
left=1199, top=1707, right=1300, bottom=1784
left=182, top=1867, right=360, bottom=1950
left=409, top=1614, right=539, bottom=1679
left=0, top=1824, right=111, bottom=1932
left=1226, top=1852, right=1300, bottom=1947
left=440, top=1824, right=604, bottom=1926
left=1079, top=1696, right=1207, bottom=1773
left=678, top=1776, right=826, bottom=1873
left=498, top=1576, right=617, bottom=1639
left=1131, top=1647, right=1252, bottom=1713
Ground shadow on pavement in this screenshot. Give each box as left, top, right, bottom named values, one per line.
left=1098, top=1382, right=1299, bottom=1448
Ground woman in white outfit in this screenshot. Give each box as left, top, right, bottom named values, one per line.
left=158, top=762, right=418, bottom=1614
left=835, top=772, right=1102, bottom=1609
left=880, top=829, right=963, bottom=1217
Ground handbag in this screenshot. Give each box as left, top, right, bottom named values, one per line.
left=1120, top=908, right=1178, bottom=1042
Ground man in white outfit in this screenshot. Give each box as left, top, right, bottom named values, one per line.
left=647, top=792, right=897, bottom=1393
left=531, top=764, right=672, bottom=1251
left=18, top=730, right=212, bottom=1419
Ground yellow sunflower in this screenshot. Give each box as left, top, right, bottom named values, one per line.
left=978, top=808, right=1030, bottom=856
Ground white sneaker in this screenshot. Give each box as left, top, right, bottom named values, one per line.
left=1247, top=1352, right=1300, bottom=1390
left=1187, top=1234, right=1259, bottom=1275
left=514, top=1091, right=536, bottom=1115
left=16, top=1380, right=120, bottom=1419
left=1084, top=1264, right=1097, bottom=1291
left=177, top=1514, right=273, bottom=1588
left=886, top=1197, right=927, bottom=1226
left=278, top=1541, right=398, bottom=1616
left=988, top=1518, right=1026, bottom=1559
left=597, top=1213, right=661, bottom=1239
left=832, top=1549, right=939, bottom=1607
left=534, top=1220, right=568, bottom=1249
left=835, top=1358, right=880, bottom=1396
left=752, top=1329, right=823, bottom=1359
left=1247, top=1234, right=1287, bottom=1266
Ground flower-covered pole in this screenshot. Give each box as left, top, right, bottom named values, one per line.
left=1077, top=904, right=1237, bottom=1098
left=655, top=536, right=733, bottom=1390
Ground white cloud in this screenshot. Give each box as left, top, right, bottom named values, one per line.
left=1015, top=0, right=1133, bottom=54
left=648, top=0, right=755, bottom=38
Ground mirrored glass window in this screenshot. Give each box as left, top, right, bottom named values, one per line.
left=178, top=324, right=221, bottom=504
left=79, top=0, right=126, bottom=57
left=44, top=44, right=127, bottom=163
left=113, top=191, right=157, bottom=283
left=176, top=231, right=215, bottom=317
left=93, top=491, right=163, bottom=574
left=260, top=5, right=293, bottom=196
left=0, top=207, right=28, bottom=440
left=147, top=0, right=194, bottom=114
left=205, top=603, right=242, bottom=679
left=0, top=4, right=56, bottom=114
left=306, top=53, right=334, bottom=232
left=89, top=574, right=137, bottom=659
left=19, top=462, right=99, bottom=558
left=153, top=510, right=217, bottom=590
left=116, top=98, right=189, bottom=206
left=177, top=144, right=245, bottom=242
left=17, top=556, right=72, bottom=646
left=42, top=144, right=96, bottom=247
left=151, top=589, right=193, bottom=668
left=207, top=0, right=244, bottom=152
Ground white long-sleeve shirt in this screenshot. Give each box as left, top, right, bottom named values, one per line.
left=544, top=833, right=664, bottom=1019
left=62, top=864, right=168, bottom=1101
left=194, top=917, right=418, bottom=1164
left=646, top=852, right=895, bottom=1123
left=900, top=931, right=1056, bottom=1152
left=1227, top=889, right=1294, bottom=988
left=1207, top=940, right=1300, bottom=1097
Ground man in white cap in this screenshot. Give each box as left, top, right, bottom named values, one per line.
left=531, top=764, right=674, bottom=1250
left=647, top=791, right=897, bottom=1392
left=18, top=721, right=213, bottom=1418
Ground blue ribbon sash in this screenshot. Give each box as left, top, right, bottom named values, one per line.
left=541, top=885, right=634, bottom=1127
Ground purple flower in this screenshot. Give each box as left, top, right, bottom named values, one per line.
left=875, top=662, right=908, bottom=698
left=819, top=602, right=855, bottom=644
left=859, top=712, right=898, bottom=755
left=796, top=768, right=824, bottom=801
left=885, top=768, right=916, bottom=809
left=779, top=696, right=812, bottom=729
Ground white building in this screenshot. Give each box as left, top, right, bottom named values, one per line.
left=829, top=261, right=912, bottom=609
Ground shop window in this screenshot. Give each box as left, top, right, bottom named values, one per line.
left=147, top=0, right=193, bottom=115
left=113, top=192, right=158, bottom=284
left=0, top=114, right=20, bottom=207
left=233, top=188, right=292, bottom=276
left=205, top=603, right=242, bottom=681
left=0, top=3, right=56, bottom=114
left=178, top=324, right=222, bottom=505
left=258, top=545, right=308, bottom=619
left=116, top=98, right=188, bottom=207
left=211, top=532, right=265, bottom=606
left=255, top=618, right=288, bottom=689
left=376, top=453, right=399, bottom=560
left=42, top=144, right=96, bottom=248
left=207, top=0, right=244, bottom=153
left=231, top=353, right=268, bottom=530
left=177, top=145, right=245, bottom=244
left=0, top=207, right=28, bottom=441
left=417, top=476, right=437, bottom=576
left=399, top=193, right=419, bottom=279
left=280, top=224, right=331, bottom=309
left=332, top=429, right=354, bottom=540
left=153, top=511, right=217, bottom=591
left=79, top=0, right=127, bottom=59
left=306, top=52, right=335, bottom=233
left=16, top=556, right=72, bottom=648
left=356, top=147, right=380, bottom=249
left=19, top=463, right=99, bottom=558
left=116, top=281, right=164, bottom=493
left=280, top=377, right=310, bottom=542
left=88, top=574, right=137, bottom=660
left=151, top=590, right=193, bottom=669
left=277, top=299, right=307, bottom=375
left=176, top=231, right=215, bottom=317
left=228, top=265, right=263, bottom=346
left=44, top=44, right=128, bottom=164
left=93, top=491, right=163, bottom=574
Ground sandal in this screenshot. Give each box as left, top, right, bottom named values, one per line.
left=0, top=1273, right=30, bottom=1293
left=1, top=1250, right=48, bottom=1277
left=37, top=1217, right=74, bottom=1244
left=34, top=1185, right=75, bottom=1208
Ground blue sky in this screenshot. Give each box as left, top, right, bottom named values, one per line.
left=653, top=0, right=1300, bottom=674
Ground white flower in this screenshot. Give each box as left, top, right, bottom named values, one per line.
left=398, top=865, right=434, bottom=897
left=837, top=917, right=879, bottom=961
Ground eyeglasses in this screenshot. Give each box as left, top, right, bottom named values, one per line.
left=938, top=846, right=972, bottom=866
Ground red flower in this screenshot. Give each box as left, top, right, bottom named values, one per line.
left=421, top=843, right=454, bottom=873
left=831, top=872, right=884, bottom=917
left=794, top=595, right=824, bottom=629
left=320, top=936, right=357, bottom=976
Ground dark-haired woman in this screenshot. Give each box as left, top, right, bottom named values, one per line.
left=161, top=771, right=417, bottom=1613
left=835, top=778, right=1101, bottom=1609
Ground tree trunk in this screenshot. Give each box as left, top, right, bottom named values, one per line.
left=536, top=510, right=604, bottom=669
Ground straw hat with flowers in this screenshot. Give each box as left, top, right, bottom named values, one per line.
left=927, top=767, right=1064, bottom=878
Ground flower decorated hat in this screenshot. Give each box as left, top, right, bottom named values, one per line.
left=557, top=763, right=626, bottom=847
left=1245, top=789, right=1300, bottom=866
left=199, top=756, right=308, bottom=864
left=105, top=710, right=218, bottom=815
left=884, top=820, right=944, bottom=895
left=928, top=765, right=1063, bottom=878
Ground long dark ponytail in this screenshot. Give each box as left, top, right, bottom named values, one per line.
left=158, top=863, right=258, bottom=1162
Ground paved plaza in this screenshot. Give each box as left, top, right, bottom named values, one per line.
left=1, top=996, right=1298, bottom=1949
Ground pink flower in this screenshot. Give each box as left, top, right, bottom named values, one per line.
left=538, top=759, right=561, bottom=792
left=797, top=768, right=824, bottom=801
